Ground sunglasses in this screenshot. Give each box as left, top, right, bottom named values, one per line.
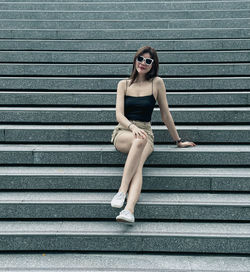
left=136, top=55, right=154, bottom=65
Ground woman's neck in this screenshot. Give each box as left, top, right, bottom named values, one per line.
left=135, top=74, right=146, bottom=83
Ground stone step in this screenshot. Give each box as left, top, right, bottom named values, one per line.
left=1, top=10, right=250, bottom=20
left=0, top=92, right=249, bottom=106
left=0, top=124, right=249, bottom=144
left=0, top=220, right=249, bottom=253
left=0, top=107, right=249, bottom=124
left=1, top=18, right=250, bottom=29
left=1, top=39, right=249, bottom=51
left=1, top=51, right=250, bottom=63
left=0, top=144, right=249, bottom=166
left=1, top=2, right=250, bottom=11
left=0, top=191, right=250, bottom=220
left=2, top=0, right=248, bottom=2
left=0, top=166, right=249, bottom=191
left=1, top=77, right=250, bottom=91
left=0, top=253, right=249, bottom=272
left=0, top=28, right=249, bottom=39
left=0, top=63, right=249, bottom=76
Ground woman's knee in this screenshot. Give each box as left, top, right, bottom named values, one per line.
left=132, top=136, right=148, bottom=149
left=114, top=132, right=134, bottom=153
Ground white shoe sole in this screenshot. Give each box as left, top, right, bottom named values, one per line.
left=111, top=202, right=124, bottom=208
left=116, top=216, right=134, bottom=224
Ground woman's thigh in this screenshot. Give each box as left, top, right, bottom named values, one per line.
left=114, top=131, right=135, bottom=154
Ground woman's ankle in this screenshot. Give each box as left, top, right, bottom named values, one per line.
left=124, top=206, right=134, bottom=214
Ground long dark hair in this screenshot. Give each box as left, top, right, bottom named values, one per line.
left=129, top=46, right=159, bottom=86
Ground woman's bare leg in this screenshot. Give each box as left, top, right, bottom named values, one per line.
left=124, top=142, right=153, bottom=214
left=114, top=131, right=148, bottom=194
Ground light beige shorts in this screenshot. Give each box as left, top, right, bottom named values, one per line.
left=111, top=120, right=154, bottom=150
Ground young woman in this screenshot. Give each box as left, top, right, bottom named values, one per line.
left=110, top=46, right=196, bottom=224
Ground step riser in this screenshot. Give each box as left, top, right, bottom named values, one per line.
left=1, top=10, right=250, bottom=20
left=1, top=40, right=249, bottom=50
left=0, top=110, right=249, bottom=124
left=1, top=2, right=250, bottom=11
left=0, top=64, right=250, bottom=76
left=0, top=92, right=249, bottom=106
left=1, top=128, right=249, bottom=143
left=0, top=235, right=249, bottom=254
left=0, top=204, right=249, bottom=220
left=1, top=78, right=250, bottom=91
left=0, top=148, right=249, bottom=166
left=0, top=29, right=249, bottom=39
left=1, top=19, right=250, bottom=29
left=0, top=175, right=249, bottom=191
left=1, top=52, right=250, bottom=63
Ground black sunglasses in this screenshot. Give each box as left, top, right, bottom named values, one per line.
left=136, top=55, right=154, bottom=65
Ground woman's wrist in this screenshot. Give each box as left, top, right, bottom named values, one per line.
left=128, top=123, right=135, bottom=131
left=175, top=138, right=182, bottom=145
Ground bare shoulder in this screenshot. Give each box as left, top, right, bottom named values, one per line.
left=118, top=78, right=130, bottom=87
left=153, top=77, right=166, bottom=97
left=154, top=76, right=164, bottom=86
left=117, top=78, right=129, bottom=93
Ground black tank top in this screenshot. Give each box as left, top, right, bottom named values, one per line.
left=124, top=78, right=156, bottom=122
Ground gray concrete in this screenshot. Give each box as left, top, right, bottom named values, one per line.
left=1, top=2, right=250, bottom=11
left=0, top=144, right=249, bottom=166
left=3, top=0, right=250, bottom=1
left=0, top=107, right=249, bottom=124
left=1, top=124, right=249, bottom=143
left=0, top=91, right=248, bottom=106
left=1, top=18, right=250, bottom=29
left=0, top=166, right=249, bottom=191
left=0, top=0, right=249, bottom=259
left=0, top=253, right=250, bottom=272
left=0, top=191, right=249, bottom=220
left=1, top=10, right=250, bottom=20
left=0, top=221, right=250, bottom=253
left=1, top=77, right=250, bottom=90
left=0, top=29, right=249, bottom=39
left=1, top=51, right=250, bottom=63
left=1, top=39, right=249, bottom=51
left=1, top=63, right=250, bottom=76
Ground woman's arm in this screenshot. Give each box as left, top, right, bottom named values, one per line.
left=156, top=77, right=181, bottom=142
left=156, top=77, right=196, bottom=147
left=115, top=80, right=131, bottom=128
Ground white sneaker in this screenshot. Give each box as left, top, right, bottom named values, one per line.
left=116, top=209, right=135, bottom=223
left=111, top=191, right=126, bottom=208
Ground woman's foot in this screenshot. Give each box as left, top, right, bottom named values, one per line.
left=116, top=209, right=135, bottom=223
left=111, top=191, right=126, bottom=208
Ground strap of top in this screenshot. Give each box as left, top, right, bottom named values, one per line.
left=152, top=78, right=153, bottom=95
left=125, top=79, right=127, bottom=95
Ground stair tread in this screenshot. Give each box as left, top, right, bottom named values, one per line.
left=0, top=221, right=249, bottom=236
left=0, top=107, right=250, bottom=111
left=0, top=143, right=248, bottom=151
left=0, top=124, right=250, bottom=130
left=0, top=191, right=250, bottom=204
left=0, top=254, right=249, bottom=272
left=0, top=166, right=248, bottom=176
left=0, top=253, right=249, bottom=272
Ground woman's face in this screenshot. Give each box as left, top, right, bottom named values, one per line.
left=135, top=52, right=153, bottom=75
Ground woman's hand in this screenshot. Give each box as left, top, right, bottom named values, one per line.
left=130, top=124, right=147, bottom=139
left=177, top=141, right=196, bottom=148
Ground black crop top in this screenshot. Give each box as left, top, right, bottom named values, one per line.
left=124, top=78, right=156, bottom=122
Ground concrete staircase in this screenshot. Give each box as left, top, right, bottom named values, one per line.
left=0, top=0, right=250, bottom=270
